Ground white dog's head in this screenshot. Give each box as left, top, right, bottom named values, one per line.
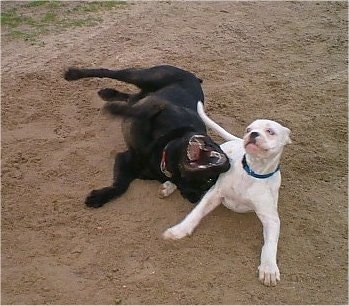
left=243, top=119, right=291, bottom=158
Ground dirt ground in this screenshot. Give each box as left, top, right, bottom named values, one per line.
left=1, top=1, right=348, bottom=305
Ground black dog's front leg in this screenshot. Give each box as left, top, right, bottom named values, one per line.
left=85, top=150, right=137, bottom=208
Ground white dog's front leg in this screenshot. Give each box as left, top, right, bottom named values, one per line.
left=256, top=210, right=281, bottom=286
left=163, top=187, right=221, bottom=240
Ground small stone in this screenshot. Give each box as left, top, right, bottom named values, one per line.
left=71, top=248, right=82, bottom=254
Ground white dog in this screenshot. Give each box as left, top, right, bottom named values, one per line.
left=163, top=101, right=291, bottom=286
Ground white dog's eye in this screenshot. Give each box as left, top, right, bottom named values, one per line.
left=266, top=128, right=275, bottom=135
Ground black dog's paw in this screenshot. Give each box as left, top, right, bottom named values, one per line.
left=85, top=187, right=116, bottom=208
left=98, top=88, right=119, bottom=101
left=98, top=88, right=129, bottom=102
left=64, top=67, right=84, bottom=81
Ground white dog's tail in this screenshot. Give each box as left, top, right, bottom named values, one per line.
left=197, top=101, right=240, bottom=141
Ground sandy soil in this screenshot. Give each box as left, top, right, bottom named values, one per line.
left=1, top=1, right=347, bottom=305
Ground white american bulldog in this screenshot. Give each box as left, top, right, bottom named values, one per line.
left=162, top=101, right=291, bottom=286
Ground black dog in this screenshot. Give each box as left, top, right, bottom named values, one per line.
left=64, top=65, right=230, bottom=208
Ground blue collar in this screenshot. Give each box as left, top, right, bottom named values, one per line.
left=242, top=155, right=280, bottom=179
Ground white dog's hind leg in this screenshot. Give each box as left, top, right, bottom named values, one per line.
left=163, top=187, right=222, bottom=240
left=256, top=210, right=281, bottom=286
left=159, top=181, right=177, bottom=198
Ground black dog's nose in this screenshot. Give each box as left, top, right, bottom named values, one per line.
left=250, top=132, right=260, bottom=138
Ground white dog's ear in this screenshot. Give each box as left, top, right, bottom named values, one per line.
left=283, top=127, right=292, bottom=144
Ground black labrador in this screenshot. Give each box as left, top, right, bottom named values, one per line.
left=64, top=65, right=230, bottom=208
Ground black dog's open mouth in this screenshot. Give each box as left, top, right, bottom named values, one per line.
left=185, top=135, right=227, bottom=171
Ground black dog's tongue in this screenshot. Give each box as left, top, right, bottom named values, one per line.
left=187, top=142, right=201, bottom=161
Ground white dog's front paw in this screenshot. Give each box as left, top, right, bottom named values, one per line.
left=162, top=224, right=191, bottom=240
left=258, top=262, right=280, bottom=286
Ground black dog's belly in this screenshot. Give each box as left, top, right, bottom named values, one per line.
left=121, top=118, right=152, bottom=151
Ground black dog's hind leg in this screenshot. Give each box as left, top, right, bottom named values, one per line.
left=64, top=65, right=197, bottom=92
left=97, top=88, right=130, bottom=102
left=98, top=88, right=146, bottom=106
left=85, top=150, right=137, bottom=208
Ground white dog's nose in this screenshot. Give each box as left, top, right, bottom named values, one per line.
left=250, top=132, right=260, bottom=139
